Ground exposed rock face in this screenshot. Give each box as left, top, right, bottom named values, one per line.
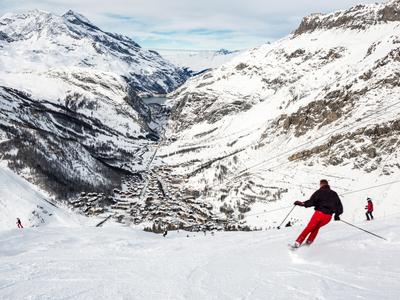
left=170, top=92, right=253, bottom=131
left=294, top=0, right=400, bottom=35
left=275, top=90, right=354, bottom=138
left=288, top=119, right=400, bottom=173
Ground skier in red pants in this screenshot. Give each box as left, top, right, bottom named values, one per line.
left=292, top=179, right=343, bottom=248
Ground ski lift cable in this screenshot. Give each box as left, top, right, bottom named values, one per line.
left=175, top=101, right=400, bottom=202
left=233, top=100, right=400, bottom=178
left=255, top=167, right=354, bottom=183
left=236, top=106, right=400, bottom=179
left=340, top=180, right=400, bottom=196
left=243, top=180, right=400, bottom=218
left=175, top=100, right=400, bottom=193
left=230, top=105, right=400, bottom=182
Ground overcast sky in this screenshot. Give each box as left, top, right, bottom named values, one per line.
left=0, top=0, right=385, bottom=50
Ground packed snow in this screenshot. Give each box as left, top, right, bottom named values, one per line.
left=0, top=214, right=399, bottom=299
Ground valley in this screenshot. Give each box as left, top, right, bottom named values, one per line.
left=1, top=1, right=400, bottom=233
left=1, top=1, right=400, bottom=299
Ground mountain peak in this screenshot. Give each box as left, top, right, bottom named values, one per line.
left=294, top=0, right=400, bottom=35
left=62, top=10, right=98, bottom=29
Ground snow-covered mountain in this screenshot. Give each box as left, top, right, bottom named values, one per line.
left=155, top=48, right=242, bottom=72
left=158, top=0, right=400, bottom=228
left=0, top=10, right=188, bottom=200
left=3, top=1, right=400, bottom=231
left=0, top=10, right=188, bottom=96
left=2, top=3, right=400, bottom=299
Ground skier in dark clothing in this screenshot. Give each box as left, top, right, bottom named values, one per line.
left=292, top=179, right=343, bottom=248
left=16, top=218, right=23, bottom=229
left=365, top=198, right=374, bottom=221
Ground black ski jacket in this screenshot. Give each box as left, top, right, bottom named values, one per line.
left=304, top=185, right=343, bottom=216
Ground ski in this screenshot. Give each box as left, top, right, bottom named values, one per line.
left=288, top=243, right=301, bottom=251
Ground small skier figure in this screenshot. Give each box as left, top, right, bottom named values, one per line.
left=163, top=230, right=168, bottom=237
left=292, top=179, right=343, bottom=248
left=285, top=221, right=292, bottom=227
left=365, top=198, right=374, bottom=221
left=16, top=218, right=23, bottom=229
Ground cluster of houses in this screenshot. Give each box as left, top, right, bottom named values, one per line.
left=70, top=166, right=230, bottom=231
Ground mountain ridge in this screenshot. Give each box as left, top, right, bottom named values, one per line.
left=294, top=0, right=400, bottom=35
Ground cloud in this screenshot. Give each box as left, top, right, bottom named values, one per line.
left=0, top=0, right=385, bottom=50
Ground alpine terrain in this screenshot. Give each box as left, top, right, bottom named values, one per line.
left=1, top=1, right=400, bottom=299
left=159, top=0, right=400, bottom=229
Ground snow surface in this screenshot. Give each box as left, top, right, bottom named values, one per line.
left=0, top=215, right=399, bottom=299
left=0, top=164, right=86, bottom=230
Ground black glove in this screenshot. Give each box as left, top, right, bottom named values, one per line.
left=334, top=214, right=340, bottom=221
left=294, top=201, right=304, bottom=206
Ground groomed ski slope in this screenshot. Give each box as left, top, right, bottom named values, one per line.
left=0, top=216, right=399, bottom=299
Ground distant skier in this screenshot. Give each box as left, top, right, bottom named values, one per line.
left=163, top=230, right=168, bottom=237
left=365, top=198, right=374, bottom=221
left=285, top=221, right=292, bottom=227
left=16, top=218, right=23, bottom=229
left=292, top=179, right=343, bottom=248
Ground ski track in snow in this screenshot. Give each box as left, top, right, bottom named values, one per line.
left=0, top=216, right=399, bottom=300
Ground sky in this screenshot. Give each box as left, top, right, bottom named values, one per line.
left=0, top=0, right=385, bottom=50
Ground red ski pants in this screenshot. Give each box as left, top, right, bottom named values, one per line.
left=296, top=210, right=332, bottom=244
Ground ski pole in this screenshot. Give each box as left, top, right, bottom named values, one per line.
left=277, top=205, right=296, bottom=229
left=340, top=220, right=387, bottom=241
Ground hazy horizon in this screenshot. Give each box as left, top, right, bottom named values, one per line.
left=0, top=0, right=385, bottom=50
